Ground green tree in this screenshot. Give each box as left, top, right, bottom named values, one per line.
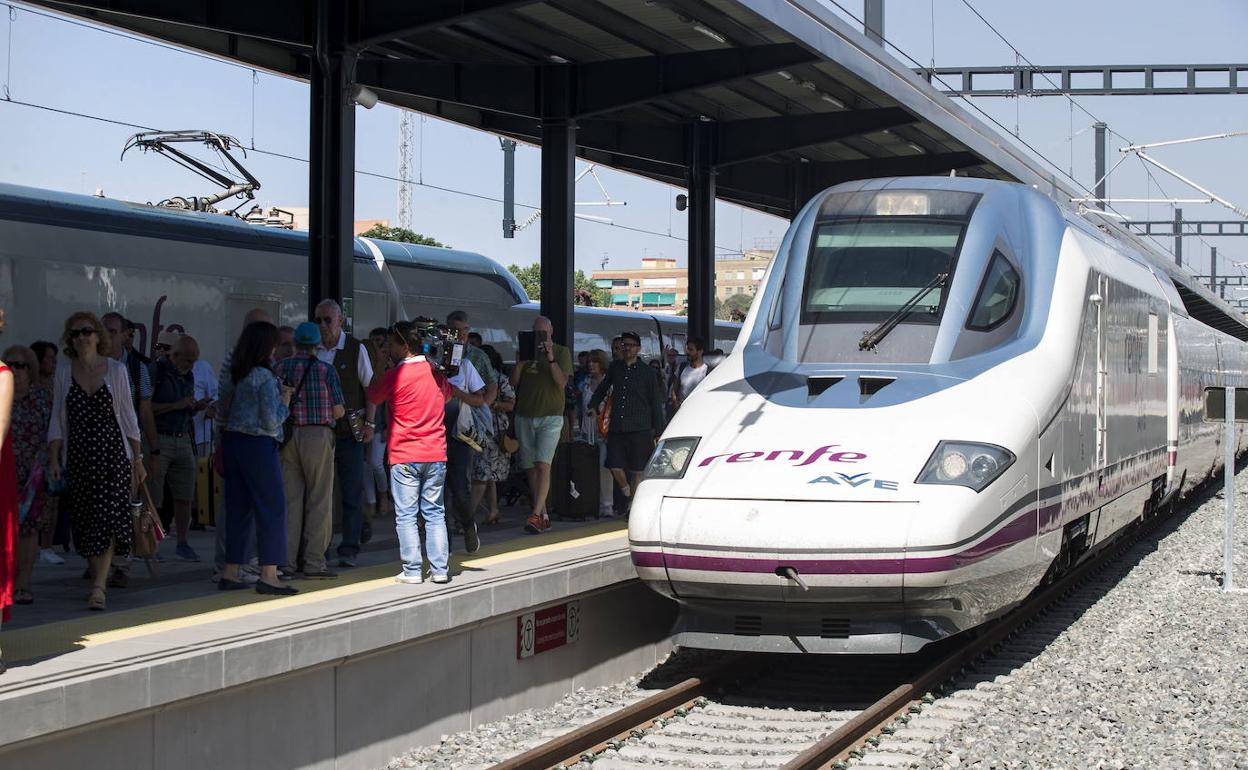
left=718, top=293, right=753, bottom=322
left=507, top=263, right=611, bottom=307
left=359, top=224, right=447, bottom=248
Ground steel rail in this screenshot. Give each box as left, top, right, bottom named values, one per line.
left=780, top=498, right=1183, bottom=770
left=487, top=662, right=739, bottom=770
left=492, top=476, right=1198, bottom=770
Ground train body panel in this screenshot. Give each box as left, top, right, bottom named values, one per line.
left=0, top=182, right=739, bottom=367
left=631, top=177, right=1248, bottom=654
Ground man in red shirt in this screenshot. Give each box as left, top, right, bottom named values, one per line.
left=367, top=321, right=459, bottom=584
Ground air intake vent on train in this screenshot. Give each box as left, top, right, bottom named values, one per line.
left=807, top=376, right=843, bottom=397
left=734, top=615, right=763, bottom=636
left=820, top=618, right=850, bottom=639
left=859, top=376, right=895, bottom=396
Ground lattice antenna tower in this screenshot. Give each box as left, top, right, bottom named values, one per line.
left=397, top=111, right=414, bottom=229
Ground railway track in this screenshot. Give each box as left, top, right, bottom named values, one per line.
left=487, top=488, right=1197, bottom=770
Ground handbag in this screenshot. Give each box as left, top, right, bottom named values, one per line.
left=132, top=482, right=166, bottom=559
left=281, top=360, right=315, bottom=449
left=597, top=390, right=612, bottom=436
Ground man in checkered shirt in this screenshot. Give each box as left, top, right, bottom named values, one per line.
left=274, top=322, right=345, bottom=579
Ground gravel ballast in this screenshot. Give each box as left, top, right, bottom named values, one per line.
left=866, top=468, right=1248, bottom=770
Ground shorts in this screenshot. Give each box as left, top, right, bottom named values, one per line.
left=150, top=433, right=196, bottom=506
left=515, top=415, right=564, bottom=470
left=606, top=430, right=654, bottom=473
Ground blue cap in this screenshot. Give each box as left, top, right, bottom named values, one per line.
left=294, top=321, right=321, bottom=346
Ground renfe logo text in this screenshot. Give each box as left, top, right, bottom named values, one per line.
left=698, top=444, right=866, bottom=468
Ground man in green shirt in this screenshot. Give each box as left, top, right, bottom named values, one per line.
left=510, top=316, right=572, bottom=534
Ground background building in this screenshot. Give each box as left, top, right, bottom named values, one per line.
left=592, top=244, right=775, bottom=316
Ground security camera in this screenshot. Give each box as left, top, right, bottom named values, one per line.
left=351, top=85, right=379, bottom=109
left=675, top=194, right=688, bottom=211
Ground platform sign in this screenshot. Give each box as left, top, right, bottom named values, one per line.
left=517, top=601, right=580, bottom=659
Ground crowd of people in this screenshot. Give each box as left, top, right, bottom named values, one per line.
left=0, top=300, right=715, bottom=673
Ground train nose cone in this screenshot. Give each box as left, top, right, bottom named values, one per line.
left=651, top=496, right=917, bottom=603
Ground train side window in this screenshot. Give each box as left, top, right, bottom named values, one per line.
left=966, top=251, right=1019, bottom=331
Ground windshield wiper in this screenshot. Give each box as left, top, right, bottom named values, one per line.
left=858, top=272, right=948, bottom=352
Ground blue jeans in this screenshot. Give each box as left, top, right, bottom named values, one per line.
left=335, top=437, right=365, bottom=557
left=391, top=461, right=448, bottom=578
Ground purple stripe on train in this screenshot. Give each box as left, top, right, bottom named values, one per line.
left=630, top=502, right=1061, bottom=575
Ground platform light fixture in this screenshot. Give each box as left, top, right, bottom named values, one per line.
left=692, top=23, right=726, bottom=43
left=777, top=70, right=794, bottom=80
left=351, top=85, right=378, bottom=109
left=820, top=93, right=845, bottom=108
left=907, top=142, right=926, bottom=154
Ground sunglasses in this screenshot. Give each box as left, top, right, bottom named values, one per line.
left=314, top=316, right=337, bottom=325
left=68, top=327, right=96, bottom=339
left=4, top=361, right=28, bottom=370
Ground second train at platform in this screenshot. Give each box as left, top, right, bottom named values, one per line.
left=0, top=181, right=739, bottom=365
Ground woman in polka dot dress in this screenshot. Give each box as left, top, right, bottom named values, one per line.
left=47, top=312, right=144, bottom=611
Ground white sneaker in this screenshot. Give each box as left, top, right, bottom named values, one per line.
left=431, top=574, right=450, bottom=584
left=394, top=572, right=423, bottom=584
left=38, top=548, right=66, bottom=565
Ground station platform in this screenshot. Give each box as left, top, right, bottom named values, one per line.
left=0, top=506, right=676, bottom=770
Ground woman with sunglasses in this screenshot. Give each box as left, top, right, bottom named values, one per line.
left=3, top=345, right=52, bottom=607
left=0, top=311, right=16, bottom=673
left=47, top=312, right=145, bottom=611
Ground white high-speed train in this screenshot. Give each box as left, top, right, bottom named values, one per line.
left=631, top=177, right=1248, bottom=654
left=0, top=182, right=738, bottom=365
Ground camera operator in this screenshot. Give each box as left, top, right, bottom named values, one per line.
left=366, top=321, right=460, bottom=584
left=441, top=326, right=486, bottom=555
left=509, top=316, right=572, bottom=534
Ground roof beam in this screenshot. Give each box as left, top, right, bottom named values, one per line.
left=716, top=107, right=917, bottom=166
left=357, top=43, right=818, bottom=120
left=356, top=60, right=539, bottom=117
left=39, top=0, right=308, bottom=47
left=573, top=44, right=816, bottom=118
left=355, top=0, right=543, bottom=47
left=717, top=151, right=985, bottom=199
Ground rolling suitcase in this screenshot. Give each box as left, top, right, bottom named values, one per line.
left=193, top=456, right=223, bottom=527
left=549, top=441, right=601, bottom=520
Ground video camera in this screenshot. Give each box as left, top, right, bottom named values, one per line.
left=411, top=317, right=464, bottom=375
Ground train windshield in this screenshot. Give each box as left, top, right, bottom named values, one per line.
left=802, top=189, right=979, bottom=325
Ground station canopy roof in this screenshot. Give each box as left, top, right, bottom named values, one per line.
left=34, top=0, right=1068, bottom=217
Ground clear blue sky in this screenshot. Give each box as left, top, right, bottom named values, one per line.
left=0, top=0, right=1244, bottom=276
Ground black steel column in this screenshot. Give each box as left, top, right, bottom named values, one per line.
left=1174, top=208, right=1183, bottom=266
left=1093, top=122, right=1107, bottom=211
left=308, top=0, right=356, bottom=321
left=1211, top=246, right=1218, bottom=293
left=789, top=161, right=816, bottom=220
left=688, top=120, right=717, bottom=345
left=539, top=66, right=576, bottom=347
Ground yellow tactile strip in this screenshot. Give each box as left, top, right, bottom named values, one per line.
left=1, top=521, right=627, bottom=664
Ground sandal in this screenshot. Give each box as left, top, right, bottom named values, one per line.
left=13, top=589, right=33, bottom=605
left=87, top=588, right=107, bottom=611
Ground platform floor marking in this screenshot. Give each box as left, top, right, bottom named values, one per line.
left=3, top=521, right=627, bottom=664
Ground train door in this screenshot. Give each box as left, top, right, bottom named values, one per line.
left=1166, top=313, right=1180, bottom=491
left=1093, top=274, right=1109, bottom=485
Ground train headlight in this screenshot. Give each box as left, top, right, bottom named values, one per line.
left=916, top=441, right=1014, bottom=492
left=644, top=437, right=700, bottom=480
